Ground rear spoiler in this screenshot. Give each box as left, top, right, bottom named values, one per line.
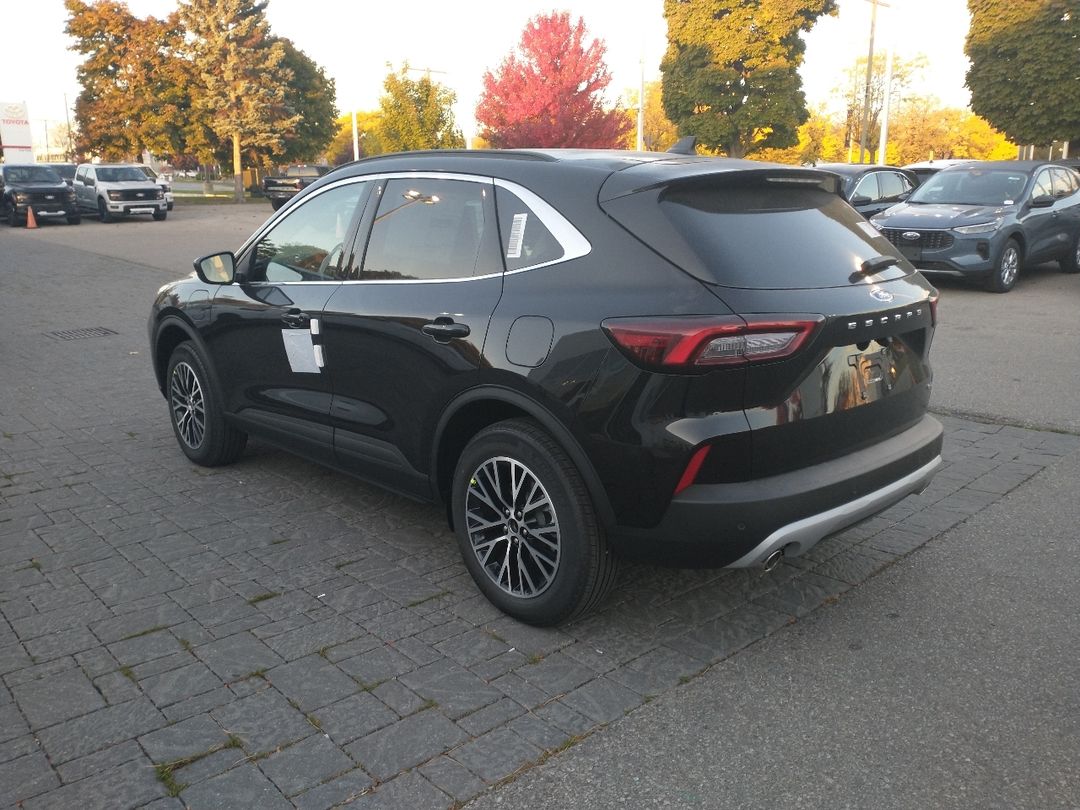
left=599, top=164, right=843, bottom=203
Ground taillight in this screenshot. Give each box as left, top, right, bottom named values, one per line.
left=601, top=314, right=823, bottom=371
left=928, top=291, right=939, bottom=326
left=674, top=445, right=711, bottom=496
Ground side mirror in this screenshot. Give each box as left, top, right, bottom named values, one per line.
left=194, top=252, right=236, bottom=284
left=1030, top=194, right=1054, bottom=208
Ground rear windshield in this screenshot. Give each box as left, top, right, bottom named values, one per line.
left=287, top=166, right=323, bottom=177
left=605, top=179, right=907, bottom=289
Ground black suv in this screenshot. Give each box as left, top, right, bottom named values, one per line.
left=149, top=150, right=943, bottom=625
left=1, top=164, right=80, bottom=225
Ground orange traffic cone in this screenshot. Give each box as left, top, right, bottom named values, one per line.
left=25, top=207, right=38, bottom=229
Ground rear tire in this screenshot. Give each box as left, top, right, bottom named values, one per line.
left=1061, top=233, right=1080, bottom=274
left=451, top=419, right=618, bottom=626
left=97, top=198, right=112, bottom=223
left=984, top=238, right=1020, bottom=292
left=270, top=198, right=285, bottom=211
left=8, top=205, right=21, bottom=227
left=67, top=214, right=81, bottom=225
left=165, top=342, right=247, bottom=466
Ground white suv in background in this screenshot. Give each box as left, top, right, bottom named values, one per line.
left=73, top=163, right=168, bottom=222
left=138, top=165, right=175, bottom=211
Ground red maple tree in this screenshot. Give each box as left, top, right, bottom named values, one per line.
left=476, top=12, right=632, bottom=149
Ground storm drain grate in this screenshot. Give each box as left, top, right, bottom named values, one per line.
left=46, top=327, right=119, bottom=341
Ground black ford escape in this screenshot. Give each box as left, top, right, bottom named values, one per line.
left=149, top=150, right=943, bottom=625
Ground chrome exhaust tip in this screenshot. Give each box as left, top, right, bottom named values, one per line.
left=762, top=548, right=784, bottom=573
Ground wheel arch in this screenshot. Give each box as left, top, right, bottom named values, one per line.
left=152, top=314, right=212, bottom=396
left=432, top=386, right=615, bottom=532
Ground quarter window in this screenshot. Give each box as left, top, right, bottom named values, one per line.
left=1032, top=170, right=1053, bottom=200
left=495, top=186, right=565, bottom=271
left=360, top=178, right=500, bottom=281
left=1050, top=168, right=1077, bottom=198
left=878, top=172, right=908, bottom=199
left=249, top=182, right=367, bottom=283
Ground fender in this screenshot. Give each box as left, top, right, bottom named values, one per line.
left=432, top=385, right=616, bottom=531
left=151, top=312, right=218, bottom=396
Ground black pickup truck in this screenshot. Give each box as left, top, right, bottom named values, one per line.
left=262, top=164, right=332, bottom=210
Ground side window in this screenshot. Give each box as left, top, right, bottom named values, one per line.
left=495, top=186, right=565, bottom=271
left=249, top=182, right=366, bottom=283
left=852, top=173, right=879, bottom=201
left=360, top=178, right=500, bottom=281
left=75, top=166, right=87, bottom=184
left=1032, top=170, right=1053, bottom=199
left=878, top=172, right=907, bottom=200
left=1050, top=168, right=1076, bottom=198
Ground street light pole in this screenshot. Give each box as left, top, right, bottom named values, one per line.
left=858, top=0, right=889, bottom=164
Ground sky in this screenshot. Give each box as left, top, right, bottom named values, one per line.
left=5, top=0, right=973, bottom=152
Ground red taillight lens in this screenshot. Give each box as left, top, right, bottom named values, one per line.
left=674, top=445, right=711, bottom=496
left=602, top=315, right=823, bottom=371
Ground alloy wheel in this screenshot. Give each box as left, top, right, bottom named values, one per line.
left=464, top=456, right=561, bottom=598
left=170, top=361, right=206, bottom=449
left=999, top=246, right=1019, bottom=288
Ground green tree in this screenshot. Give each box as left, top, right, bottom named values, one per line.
left=327, top=111, right=385, bottom=166
left=178, top=0, right=300, bottom=201
left=65, top=0, right=189, bottom=160
left=277, top=38, right=339, bottom=164
left=966, top=0, right=1080, bottom=146
left=377, top=65, right=465, bottom=152
left=660, top=0, right=837, bottom=158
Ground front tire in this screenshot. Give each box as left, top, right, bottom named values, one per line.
left=153, top=209, right=167, bottom=221
left=451, top=419, right=618, bottom=626
left=985, top=238, right=1021, bottom=292
left=165, top=342, right=247, bottom=466
left=97, top=198, right=112, bottom=223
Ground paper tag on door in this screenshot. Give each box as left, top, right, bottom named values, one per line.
left=281, top=329, right=320, bottom=374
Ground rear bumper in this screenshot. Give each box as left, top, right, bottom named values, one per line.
left=609, top=414, right=944, bottom=568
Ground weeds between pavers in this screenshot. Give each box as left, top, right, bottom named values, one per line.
left=154, top=735, right=243, bottom=797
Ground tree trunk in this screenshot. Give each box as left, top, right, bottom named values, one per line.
left=232, top=133, right=244, bottom=204
left=728, top=139, right=747, bottom=159
left=202, top=163, right=214, bottom=195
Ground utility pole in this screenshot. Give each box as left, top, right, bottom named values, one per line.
left=636, top=56, right=645, bottom=151
left=878, top=44, right=894, bottom=164
left=858, top=0, right=889, bottom=164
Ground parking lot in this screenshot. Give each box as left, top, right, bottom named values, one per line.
left=1, top=205, right=1078, bottom=809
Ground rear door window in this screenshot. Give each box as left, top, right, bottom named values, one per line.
left=852, top=173, right=880, bottom=201
left=1050, top=168, right=1077, bottom=198
left=878, top=172, right=909, bottom=199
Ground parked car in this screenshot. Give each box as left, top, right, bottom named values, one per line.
left=902, top=158, right=978, bottom=182
left=74, top=163, right=168, bottom=222
left=50, top=163, right=78, bottom=187
left=138, top=165, right=174, bottom=211
left=262, top=164, right=332, bottom=210
left=815, top=163, right=919, bottom=218
left=871, top=160, right=1080, bottom=292
left=1053, top=157, right=1080, bottom=173
left=0, top=163, right=80, bottom=225
left=149, top=150, right=943, bottom=625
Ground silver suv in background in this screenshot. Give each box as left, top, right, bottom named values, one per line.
left=74, top=163, right=168, bottom=222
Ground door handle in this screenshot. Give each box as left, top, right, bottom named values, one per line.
left=422, top=317, right=471, bottom=342
left=281, top=310, right=310, bottom=327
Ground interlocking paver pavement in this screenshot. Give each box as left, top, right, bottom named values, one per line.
left=2, top=224, right=1078, bottom=807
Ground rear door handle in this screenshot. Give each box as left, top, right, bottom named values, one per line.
left=281, top=310, right=310, bottom=328
left=422, top=317, right=471, bottom=342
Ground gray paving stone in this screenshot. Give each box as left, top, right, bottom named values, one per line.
left=0, top=752, right=59, bottom=805
left=180, top=763, right=291, bottom=810
left=262, top=615, right=364, bottom=661
left=560, top=676, right=642, bottom=724
left=457, top=696, right=525, bottom=736
left=74, top=646, right=118, bottom=679
left=194, top=632, right=283, bottom=682
left=345, top=709, right=468, bottom=780
left=23, top=627, right=100, bottom=662
left=507, top=711, right=569, bottom=750
left=813, top=545, right=898, bottom=585
left=36, top=697, right=165, bottom=765
left=94, top=669, right=142, bottom=704
left=108, top=628, right=183, bottom=665
left=667, top=603, right=792, bottom=664
left=89, top=602, right=191, bottom=644
left=11, top=667, right=105, bottom=729
left=138, top=713, right=229, bottom=764
left=0, top=732, right=40, bottom=765
left=607, top=646, right=706, bottom=696
left=370, top=678, right=426, bottom=716
left=140, top=661, right=222, bottom=708
left=259, top=733, right=354, bottom=797
left=420, top=754, right=486, bottom=802
left=337, top=643, right=417, bottom=687
left=751, top=571, right=852, bottom=618
left=451, top=727, right=543, bottom=783
left=291, top=767, right=373, bottom=810
left=489, top=672, right=550, bottom=709
left=132, top=651, right=195, bottom=680
left=21, top=757, right=166, bottom=810
left=516, top=651, right=597, bottom=696
left=266, top=655, right=358, bottom=712
left=0, top=702, right=29, bottom=744
left=399, top=658, right=503, bottom=719
left=344, top=770, right=449, bottom=810
left=161, top=686, right=235, bottom=723
left=210, top=688, right=312, bottom=753
left=56, top=740, right=143, bottom=783
left=170, top=747, right=242, bottom=787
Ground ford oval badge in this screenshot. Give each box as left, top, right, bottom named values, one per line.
left=902, top=231, right=921, bottom=241
left=870, top=288, right=894, bottom=303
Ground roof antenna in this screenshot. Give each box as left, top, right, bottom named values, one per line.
left=667, top=136, right=698, bottom=155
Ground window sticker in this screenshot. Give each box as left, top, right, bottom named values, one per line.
left=506, top=212, right=527, bottom=259
left=281, top=329, right=320, bottom=374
